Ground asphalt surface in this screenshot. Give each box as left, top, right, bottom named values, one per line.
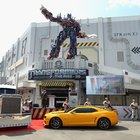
left=0, top=120, right=140, bottom=140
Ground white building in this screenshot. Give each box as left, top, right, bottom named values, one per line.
left=1, top=15, right=140, bottom=108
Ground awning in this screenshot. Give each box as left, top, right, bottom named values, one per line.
left=40, top=81, right=74, bottom=87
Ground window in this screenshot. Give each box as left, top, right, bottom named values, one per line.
left=117, top=51, right=124, bottom=62
left=21, top=37, right=27, bottom=56
left=12, top=46, right=16, bottom=58
left=74, top=108, right=97, bottom=113
left=0, top=88, right=16, bottom=95
left=44, top=50, right=48, bottom=55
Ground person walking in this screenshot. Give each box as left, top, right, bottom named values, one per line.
left=84, top=98, right=91, bottom=105
left=130, top=99, right=139, bottom=121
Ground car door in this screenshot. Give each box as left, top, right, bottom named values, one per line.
left=66, top=108, right=97, bottom=126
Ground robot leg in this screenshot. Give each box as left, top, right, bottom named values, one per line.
left=48, top=31, right=66, bottom=59
left=67, top=33, right=77, bottom=59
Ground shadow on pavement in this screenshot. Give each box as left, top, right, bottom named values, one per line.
left=109, top=125, right=129, bottom=131
left=46, top=125, right=128, bottom=131
left=0, top=126, right=37, bottom=136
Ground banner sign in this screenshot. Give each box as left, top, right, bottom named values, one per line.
left=69, top=92, right=78, bottom=107
left=28, top=69, right=88, bottom=80
left=86, top=75, right=125, bottom=95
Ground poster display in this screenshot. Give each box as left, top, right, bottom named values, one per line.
left=86, top=75, right=125, bottom=95
left=69, top=92, right=78, bottom=107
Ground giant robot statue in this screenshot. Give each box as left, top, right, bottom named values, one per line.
left=40, top=5, right=97, bottom=59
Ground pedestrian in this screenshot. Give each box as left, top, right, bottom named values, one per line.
left=84, top=98, right=91, bottom=105
left=28, top=97, right=32, bottom=110
left=22, top=99, right=30, bottom=113
left=103, top=97, right=112, bottom=110
left=130, top=99, right=139, bottom=121
left=62, top=98, right=69, bottom=111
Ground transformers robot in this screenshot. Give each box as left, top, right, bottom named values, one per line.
left=40, top=5, right=97, bottom=59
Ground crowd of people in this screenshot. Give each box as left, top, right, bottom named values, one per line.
left=21, top=96, right=139, bottom=121
left=22, top=96, right=139, bottom=121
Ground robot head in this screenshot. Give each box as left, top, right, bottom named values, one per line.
left=67, top=13, right=72, bottom=20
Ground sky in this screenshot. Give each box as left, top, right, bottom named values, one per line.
left=1, top=0, right=140, bottom=61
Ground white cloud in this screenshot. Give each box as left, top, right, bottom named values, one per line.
left=108, top=0, right=140, bottom=9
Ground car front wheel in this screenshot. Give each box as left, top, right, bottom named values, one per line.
left=49, top=117, right=62, bottom=129
left=97, top=118, right=111, bottom=130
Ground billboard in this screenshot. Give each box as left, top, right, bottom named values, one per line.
left=86, top=75, right=125, bottom=95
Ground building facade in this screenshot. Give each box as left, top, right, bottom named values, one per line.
left=0, top=15, right=140, bottom=107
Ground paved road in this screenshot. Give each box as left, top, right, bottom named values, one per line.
left=0, top=121, right=140, bottom=140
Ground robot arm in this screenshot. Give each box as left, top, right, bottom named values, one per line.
left=77, top=32, right=97, bottom=38
left=86, top=34, right=97, bottom=38
left=40, top=5, right=62, bottom=23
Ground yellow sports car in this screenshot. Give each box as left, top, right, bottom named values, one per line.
left=43, top=106, right=118, bottom=130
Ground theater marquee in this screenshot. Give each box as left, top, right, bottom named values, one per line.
left=28, top=69, right=88, bottom=80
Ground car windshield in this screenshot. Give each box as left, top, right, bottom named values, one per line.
left=65, top=107, right=76, bottom=113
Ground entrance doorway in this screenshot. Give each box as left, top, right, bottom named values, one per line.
left=42, top=87, right=69, bottom=108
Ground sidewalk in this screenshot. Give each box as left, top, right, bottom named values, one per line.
left=116, top=120, right=140, bottom=137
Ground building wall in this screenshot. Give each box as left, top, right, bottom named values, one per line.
left=1, top=15, right=140, bottom=106
left=102, top=16, right=140, bottom=73
left=2, top=16, right=140, bottom=81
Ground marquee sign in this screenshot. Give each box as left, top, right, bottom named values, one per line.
left=28, top=69, right=88, bottom=80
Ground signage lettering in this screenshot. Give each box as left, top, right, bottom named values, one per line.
left=28, top=69, right=88, bottom=80
left=113, top=32, right=138, bottom=37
